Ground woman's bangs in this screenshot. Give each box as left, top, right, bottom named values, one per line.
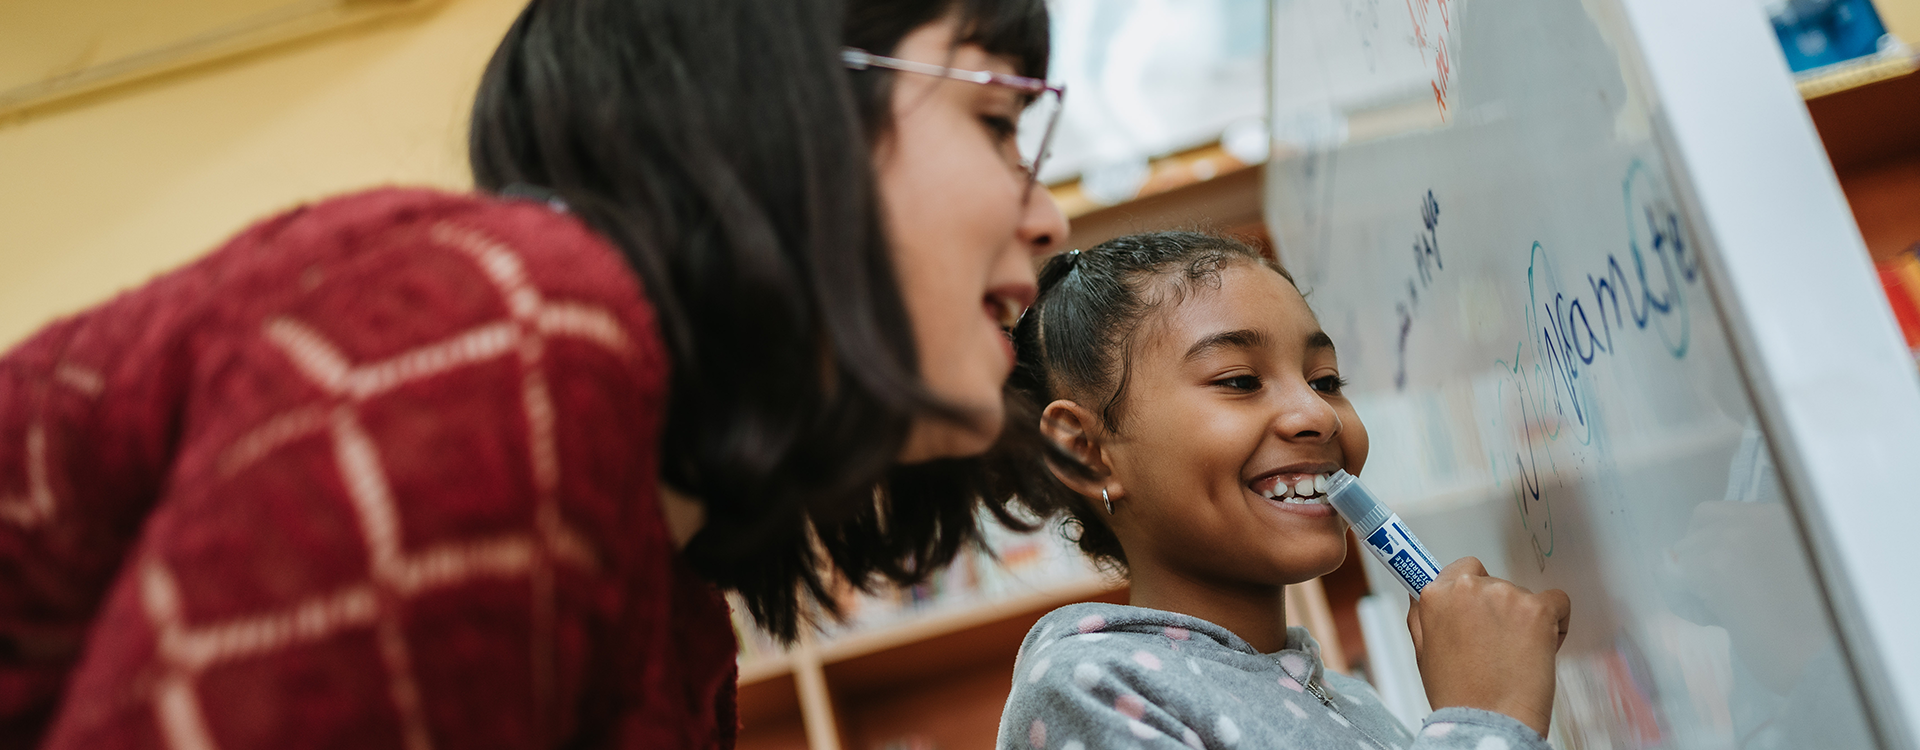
left=951, top=0, right=1051, bottom=79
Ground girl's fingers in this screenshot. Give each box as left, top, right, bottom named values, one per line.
left=1542, top=588, right=1573, bottom=647
left=1441, top=556, right=1489, bottom=579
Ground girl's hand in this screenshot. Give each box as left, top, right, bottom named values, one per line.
left=1405, top=556, right=1571, bottom=738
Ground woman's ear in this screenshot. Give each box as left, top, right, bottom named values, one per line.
left=1040, top=399, right=1118, bottom=500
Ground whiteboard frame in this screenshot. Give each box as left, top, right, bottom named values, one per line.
left=1621, top=0, right=1920, bottom=746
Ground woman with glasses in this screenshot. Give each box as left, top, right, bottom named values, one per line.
left=1, top=0, right=1066, bottom=747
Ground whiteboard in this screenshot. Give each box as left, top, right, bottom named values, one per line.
left=1265, top=0, right=1920, bottom=748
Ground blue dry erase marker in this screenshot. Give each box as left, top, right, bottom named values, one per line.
left=1325, top=470, right=1445, bottom=599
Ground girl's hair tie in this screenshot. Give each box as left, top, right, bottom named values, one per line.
left=1035, top=249, right=1083, bottom=298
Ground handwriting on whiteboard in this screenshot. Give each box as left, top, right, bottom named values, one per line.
left=1394, top=190, right=1443, bottom=390
left=1533, top=160, right=1701, bottom=444
left=1494, top=160, right=1701, bottom=568
left=1341, top=0, right=1386, bottom=72
left=1405, top=0, right=1456, bottom=117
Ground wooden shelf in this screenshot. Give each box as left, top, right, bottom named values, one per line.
left=1807, top=68, right=1920, bottom=174
left=823, top=578, right=1126, bottom=694
left=736, top=565, right=1375, bottom=749
left=1806, top=68, right=1920, bottom=266
left=737, top=658, right=801, bottom=732
left=739, top=652, right=794, bottom=686
left=817, top=576, right=1119, bottom=665
left=1060, top=163, right=1264, bottom=252
left=732, top=578, right=1131, bottom=750
left=1797, top=51, right=1919, bottom=99
left=1047, top=142, right=1258, bottom=220
left=735, top=575, right=1126, bottom=749
left=737, top=574, right=1122, bottom=690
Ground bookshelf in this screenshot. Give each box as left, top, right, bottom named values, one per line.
left=733, top=563, right=1369, bottom=750
left=733, top=568, right=1127, bottom=750
left=731, top=524, right=1372, bottom=750
left=1807, top=68, right=1920, bottom=266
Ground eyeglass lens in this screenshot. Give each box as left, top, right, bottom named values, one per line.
left=1015, top=88, right=1063, bottom=184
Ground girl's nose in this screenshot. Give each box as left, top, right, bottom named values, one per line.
left=1274, top=381, right=1340, bottom=443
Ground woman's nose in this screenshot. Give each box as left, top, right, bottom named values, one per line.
left=1018, top=187, right=1070, bottom=257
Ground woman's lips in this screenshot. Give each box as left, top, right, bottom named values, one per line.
left=984, top=294, right=1023, bottom=369
left=985, top=294, right=1025, bottom=328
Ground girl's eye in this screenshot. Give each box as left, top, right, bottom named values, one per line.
left=1214, top=375, right=1262, bottom=392
left=1310, top=374, right=1349, bottom=394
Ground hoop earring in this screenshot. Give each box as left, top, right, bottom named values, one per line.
left=1102, top=488, right=1114, bottom=515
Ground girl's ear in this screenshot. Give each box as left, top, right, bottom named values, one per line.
left=1040, top=399, right=1119, bottom=500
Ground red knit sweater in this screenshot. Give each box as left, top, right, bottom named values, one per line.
left=0, top=189, right=738, bottom=749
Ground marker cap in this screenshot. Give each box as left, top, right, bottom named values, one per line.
left=1325, top=470, right=1390, bottom=535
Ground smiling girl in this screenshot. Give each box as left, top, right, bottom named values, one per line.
left=994, top=232, right=1571, bottom=750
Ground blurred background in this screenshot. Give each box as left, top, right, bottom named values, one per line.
left=2, top=0, right=1918, bottom=748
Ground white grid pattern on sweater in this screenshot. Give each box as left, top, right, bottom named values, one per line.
left=0, top=362, right=103, bottom=527
left=141, top=221, right=633, bottom=750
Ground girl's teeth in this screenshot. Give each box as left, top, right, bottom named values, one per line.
left=1257, top=473, right=1336, bottom=502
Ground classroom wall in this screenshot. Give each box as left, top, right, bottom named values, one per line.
left=1881, top=0, right=1920, bottom=42
left=0, top=0, right=527, bottom=348
left=2, top=0, right=1913, bottom=352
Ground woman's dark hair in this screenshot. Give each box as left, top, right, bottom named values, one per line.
left=468, top=0, right=1048, bottom=641
left=999, top=231, right=1294, bottom=571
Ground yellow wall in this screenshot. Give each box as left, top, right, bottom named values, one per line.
left=0, top=0, right=526, bottom=347
left=4, top=0, right=1914, bottom=350
left=1879, top=0, right=1920, bottom=44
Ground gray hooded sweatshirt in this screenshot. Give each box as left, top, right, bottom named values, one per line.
left=997, top=602, right=1551, bottom=750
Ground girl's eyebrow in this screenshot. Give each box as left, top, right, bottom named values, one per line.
left=1183, top=328, right=1269, bottom=361
left=1307, top=331, right=1337, bottom=352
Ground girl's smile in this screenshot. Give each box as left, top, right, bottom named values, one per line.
left=1099, top=260, right=1368, bottom=588
left=1247, top=465, right=1341, bottom=518
left=1020, top=232, right=1377, bottom=652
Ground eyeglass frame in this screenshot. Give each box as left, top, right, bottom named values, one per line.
left=841, top=47, right=1066, bottom=200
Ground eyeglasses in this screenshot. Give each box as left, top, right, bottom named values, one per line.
left=842, top=47, right=1066, bottom=200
